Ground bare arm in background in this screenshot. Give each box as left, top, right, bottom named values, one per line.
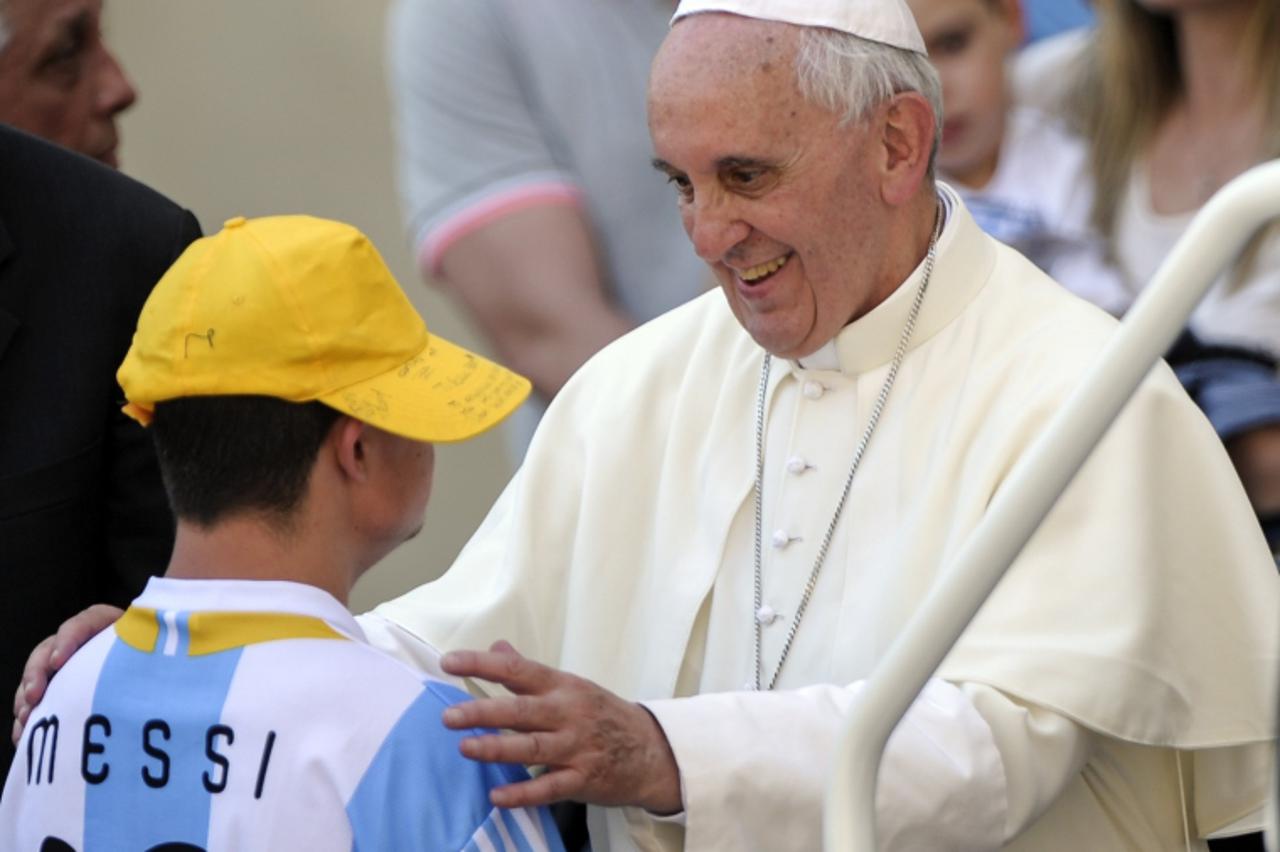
left=1229, top=424, right=1280, bottom=518
left=432, top=204, right=634, bottom=400
left=388, top=0, right=640, bottom=399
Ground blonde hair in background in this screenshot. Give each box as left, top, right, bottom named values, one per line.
left=1070, top=0, right=1280, bottom=288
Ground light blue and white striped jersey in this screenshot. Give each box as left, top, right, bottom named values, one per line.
left=0, top=578, right=564, bottom=852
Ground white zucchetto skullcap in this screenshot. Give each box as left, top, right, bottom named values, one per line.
left=671, top=0, right=926, bottom=55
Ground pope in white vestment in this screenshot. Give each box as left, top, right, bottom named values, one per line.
left=8, top=3, right=1274, bottom=847
left=365, top=188, right=1279, bottom=850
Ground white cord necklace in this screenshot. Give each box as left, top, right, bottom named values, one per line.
left=751, top=203, right=943, bottom=691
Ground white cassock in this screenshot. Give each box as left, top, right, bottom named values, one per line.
left=362, top=188, right=1278, bottom=851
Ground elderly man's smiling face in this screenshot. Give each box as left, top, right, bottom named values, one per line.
left=648, top=13, right=900, bottom=360
left=0, top=0, right=136, bottom=167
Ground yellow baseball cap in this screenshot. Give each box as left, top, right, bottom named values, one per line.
left=118, top=215, right=531, bottom=443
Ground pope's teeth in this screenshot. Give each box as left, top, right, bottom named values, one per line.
left=742, top=254, right=790, bottom=281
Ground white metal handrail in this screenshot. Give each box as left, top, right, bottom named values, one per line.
left=824, top=160, right=1280, bottom=851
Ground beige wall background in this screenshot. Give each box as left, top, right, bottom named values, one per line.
left=104, top=0, right=516, bottom=611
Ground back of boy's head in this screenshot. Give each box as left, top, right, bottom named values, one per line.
left=118, top=215, right=531, bottom=527
left=151, top=396, right=341, bottom=527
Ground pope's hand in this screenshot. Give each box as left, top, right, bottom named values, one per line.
left=441, top=640, right=683, bottom=815
left=12, top=604, right=122, bottom=745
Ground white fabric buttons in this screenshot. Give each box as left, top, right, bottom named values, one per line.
left=802, top=380, right=825, bottom=400
left=755, top=604, right=779, bottom=625
left=771, top=529, right=792, bottom=548
left=786, top=455, right=809, bottom=475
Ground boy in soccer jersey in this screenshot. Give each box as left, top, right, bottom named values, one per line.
left=0, top=215, right=563, bottom=852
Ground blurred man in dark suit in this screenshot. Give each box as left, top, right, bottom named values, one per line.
left=0, top=125, right=200, bottom=778
left=0, top=0, right=178, bottom=780
left=0, top=0, right=136, bottom=166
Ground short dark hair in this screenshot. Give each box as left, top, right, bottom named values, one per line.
left=150, top=396, right=343, bottom=527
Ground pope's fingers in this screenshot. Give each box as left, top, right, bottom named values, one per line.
left=13, top=605, right=122, bottom=746
left=14, top=696, right=30, bottom=726
left=16, top=635, right=54, bottom=704
left=440, top=645, right=557, bottom=694
left=488, top=638, right=518, bottom=656
left=458, top=729, right=577, bottom=767
left=50, top=604, right=123, bottom=668
left=487, top=767, right=587, bottom=810
left=443, top=693, right=563, bottom=733
left=12, top=635, right=55, bottom=744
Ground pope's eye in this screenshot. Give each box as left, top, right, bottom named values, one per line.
left=722, top=165, right=775, bottom=194
left=666, top=174, right=694, bottom=200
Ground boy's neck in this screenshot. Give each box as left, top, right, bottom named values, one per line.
left=165, top=515, right=358, bottom=606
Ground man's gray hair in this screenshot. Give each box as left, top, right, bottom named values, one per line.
left=795, top=27, right=943, bottom=170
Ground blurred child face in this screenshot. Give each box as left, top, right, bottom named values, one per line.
left=909, top=0, right=1022, bottom=188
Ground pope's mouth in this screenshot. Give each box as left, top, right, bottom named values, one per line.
left=738, top=252, right=793, bottom=285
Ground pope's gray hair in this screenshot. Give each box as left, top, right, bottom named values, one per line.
left=795, top=27, right=943, bottom=172
left=0, top=0, right=10, bottom=55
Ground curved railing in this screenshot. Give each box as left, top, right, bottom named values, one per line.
left=824, top=160, right=1280, bottom=851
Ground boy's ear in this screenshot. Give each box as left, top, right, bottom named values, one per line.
left=331, top=417, right=371, bottom=483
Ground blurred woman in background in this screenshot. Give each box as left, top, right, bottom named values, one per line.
left=1067, top=0, right=1280, bottom=549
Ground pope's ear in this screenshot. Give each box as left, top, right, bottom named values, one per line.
left=879, top=91, right=935, bottom=206
left=330, top=416, right=371, bottom=483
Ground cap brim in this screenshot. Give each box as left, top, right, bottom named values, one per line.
left=319, top=333, right=531, bottom=443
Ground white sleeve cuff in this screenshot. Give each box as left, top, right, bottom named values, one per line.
left=644, top=679, right=1007, bottom=852
left=960, top=683, right=1093, bottom=840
